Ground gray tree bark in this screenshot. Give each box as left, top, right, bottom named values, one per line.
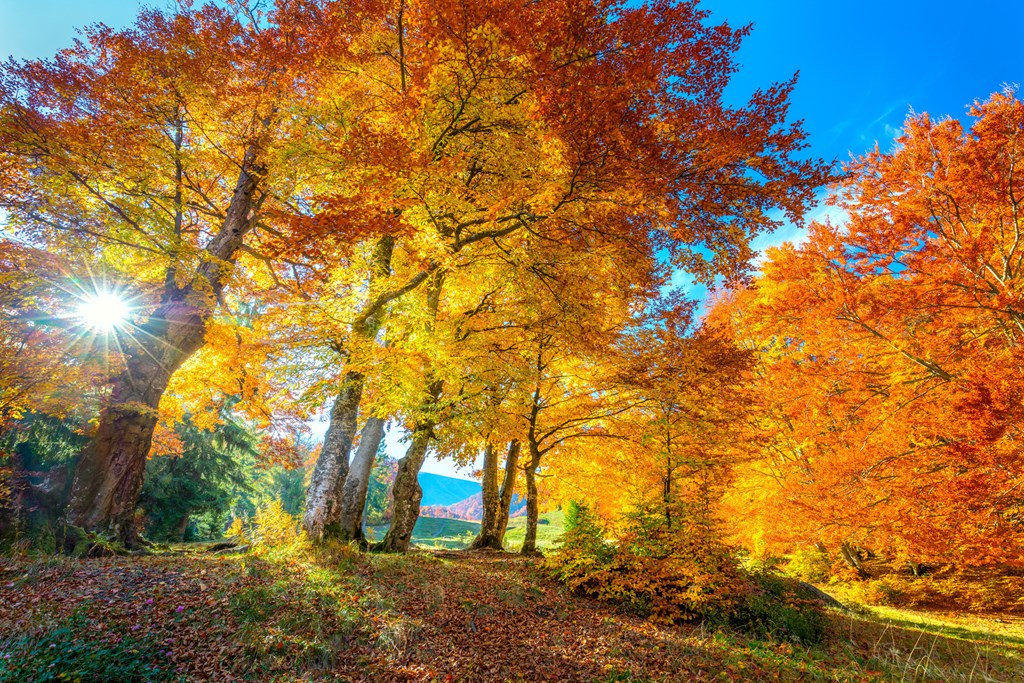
left=521, top=447, right=541, bottom=555
left=174, top=513, right=190, bottom=542
left=374, top=419, right=434, bottom=552
left=472, top=440, right=520, bottom=550
left=495, top=440, right=521, bottom=546
left=303, top=236, right=394, bottom=541
left=469, top=442, right=501, bottom=550
left=303, top=374, right=365, bottom=540
left=335, top=416, right=386, bottom=542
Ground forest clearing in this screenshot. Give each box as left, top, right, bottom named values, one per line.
left=1, top=0, right=1022, bottom=680
left=2, top=543, right=1023, bottom=682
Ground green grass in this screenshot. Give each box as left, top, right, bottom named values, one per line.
left=365, top=516, right=481, bottom=549
left=503, top=508, right=565, bottom=552
left=226, top=553, right=374, bottom=675
left=0, top=610, right=183, bottom=682
left=365, top=509, right=566, bottom=552
left=855, top=603, right=1024, bottom=651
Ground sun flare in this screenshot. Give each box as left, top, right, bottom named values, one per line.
left=76, top=291, right=131, bottom=332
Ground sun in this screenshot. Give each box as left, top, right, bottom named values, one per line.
left=77, top=291, right=132, bottom=332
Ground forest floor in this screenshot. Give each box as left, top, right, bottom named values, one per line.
left=1, top=545, right=1022, bottom=683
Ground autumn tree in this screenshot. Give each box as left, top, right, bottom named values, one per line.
left=544, top=302, right=761, bottom=625
left=717, top=90, right=1024, bottom=569
left=450, top=220, right=663, bottom=551
left=0, top=2, right=361, bottom=544
left=287, top=0, right=829, bottom=545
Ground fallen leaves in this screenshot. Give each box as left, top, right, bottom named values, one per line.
left=1, top=549, right=1006, bottom=682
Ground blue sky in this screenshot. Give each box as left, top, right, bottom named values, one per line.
left=3, top=0, right=1021, bottom=477
left=711, top=1, right=1022, bottom=165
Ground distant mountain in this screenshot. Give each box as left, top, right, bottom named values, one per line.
left=373, top=470, right=521, bottom=522
left=421, top=491, right=527, bottom=522
left=418, top=472, right=481, bottom=507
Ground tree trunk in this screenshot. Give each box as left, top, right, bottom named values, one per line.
left=495, top=440, right=520, bottom=545
left=175, top=513, right=190, bottom=542
left=663, top=412, right=674, bottom=529
left=66, top=298, right=207, bottom=546
left=335, top=416, right=386, bottom=542
left=375, top=416, right=435, bottom=552
left=521, top=449, right=541, bottom=555
left=469, top=442, right=501, bottom=550
left=373, top=271, right=445, bottom=553
left=302, top=372, right=364, bottom=540
left=521, top=345, right=545, bottom=556
left=303, top=236, right=394, bottom=541
left=65, top=140, right=266, bottom=548
left=840, top=542, right=869, bottom=579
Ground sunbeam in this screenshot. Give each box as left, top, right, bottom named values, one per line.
left=76, top=290, right=131, bottom=333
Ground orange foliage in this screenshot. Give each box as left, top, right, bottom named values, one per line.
left=716, top=90, right=1024, bottom=568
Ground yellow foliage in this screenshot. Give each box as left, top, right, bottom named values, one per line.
left=226, top=517, right=245, bottom=542
left=785, top=546, right=832, bottom=583
left=248, top=500, right=307, bottom=552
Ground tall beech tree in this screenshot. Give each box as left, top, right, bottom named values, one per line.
left=293, top=0, right=829, bottom=542
left=515, top=329, right=637, bottom=554
left=616, top=307, right=755, bottom=530
left=0, top=4, right=334, bottom=543
left=303, top=236, right=396, bottom=540
left=493, top=440, right=522, bottom=547
left=376, top=271, right=447, bottom=551
left=421, top=215, right=661, bottom=551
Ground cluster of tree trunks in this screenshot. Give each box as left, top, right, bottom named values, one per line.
left=302, top=237, right=394, bottom=541
left=335, top=417, right=387, bottom=542
left=59, top=201, right=543, bottom=553
left=470, top=441, right=520, bottom=550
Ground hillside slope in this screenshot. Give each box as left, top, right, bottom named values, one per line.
left=365, top=516, right=481, bottom=549
left=420, top=492, right=527, bottom=521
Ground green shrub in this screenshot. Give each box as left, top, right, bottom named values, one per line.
left=549, top=501, right=614, bottom=587
left=0, top=612, right=180, bottom=682
left=842, top=577, right=908, bottom=606
left=550, top=502, right=829, bottom=640
left=549, top=502, right=750, bottom=625
left=731, top=572, right=828, bottom=644
left=247, top=500, right=307, bottom=553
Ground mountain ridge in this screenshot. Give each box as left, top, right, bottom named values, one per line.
left=417, top=471, right=481, bottom=507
